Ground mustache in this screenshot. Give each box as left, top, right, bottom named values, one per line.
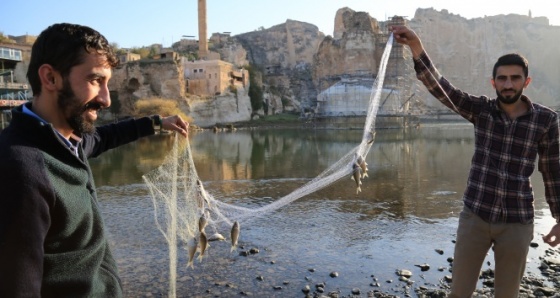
left=83, top=101, right=103, bottom=111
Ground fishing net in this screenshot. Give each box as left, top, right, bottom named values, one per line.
left=142, top=34, right=395, bottom=297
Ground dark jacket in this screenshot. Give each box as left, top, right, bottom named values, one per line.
left=0, top=103, right=155, bottom=297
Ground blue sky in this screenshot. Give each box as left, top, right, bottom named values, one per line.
left=2, top=0, right=558, bottom=48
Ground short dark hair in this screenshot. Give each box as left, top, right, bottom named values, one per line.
left=492, top=53, right=529, bottom=79
left=27, top=23, right=119, bottom=95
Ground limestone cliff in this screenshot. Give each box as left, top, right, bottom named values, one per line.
left=314, top=8, right=385, bottom=88
left=311, top=7, right=560, bottom=114
left=187, top=86, right=252, bottom=127
left=109, top=59, right=186, bottom=114
left=107, top=7, right=560, bottom=126
left=409, top=8, right=560, bottom=108
left=233, top=19, right=325, bottom=112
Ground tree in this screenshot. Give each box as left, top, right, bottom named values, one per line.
left=0, top=32, right=14, bottom=44
left=109, top=91, right=121, bottom=118
left=249, top=83, right=264, bottom=112
left=131, top=47, right=150, bottom=59
left=148, top=46, right=158, bottom=58
left=245, top=65, right=263, bottom=112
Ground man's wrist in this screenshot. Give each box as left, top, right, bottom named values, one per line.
left=151, top=115, right=162, bottom=129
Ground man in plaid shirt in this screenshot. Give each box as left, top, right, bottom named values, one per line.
left=391, top=25, right=560, bottom=297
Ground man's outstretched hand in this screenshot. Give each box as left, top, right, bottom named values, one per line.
left=162, top=115, right=189, bottom=137
left=543, top=223, right=560, bottom=247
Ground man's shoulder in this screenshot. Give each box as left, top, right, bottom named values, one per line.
left=532, top=102, right=557, bottom=113
left=530, top=102, right=558, bottom=121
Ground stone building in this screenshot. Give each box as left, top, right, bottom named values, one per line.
left=8, top=34, right=36, bottom=46
left=183, top=59, right=248, bottom=96
left=118, top=52, right=141, bottom=64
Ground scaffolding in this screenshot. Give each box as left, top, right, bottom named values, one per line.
left=0, top=70, right=31, bottom=101
left=316, top=16, right=418, bottom=118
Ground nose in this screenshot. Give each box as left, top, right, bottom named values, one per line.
left=99, top=83, right=111, bottom=108
left=503, top=78, right=514, bottom=89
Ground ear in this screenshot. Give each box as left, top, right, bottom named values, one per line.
left=38, top=64, right=62, bottom=92
left=490, top=78, right=496, bottom=89
left=524, top=76, right=532, bottom=88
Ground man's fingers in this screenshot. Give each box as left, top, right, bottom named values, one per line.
left=543, top=234, right=559, bottom=247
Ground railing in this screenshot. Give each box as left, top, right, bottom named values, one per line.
left=0, top=81, right=28, bottom=90
left=0, top=99, right=28, bottom=108
left=0, top=90, right=31, bottom=101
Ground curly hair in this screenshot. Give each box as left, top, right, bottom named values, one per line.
left=27, top=23, right=120, bottom=95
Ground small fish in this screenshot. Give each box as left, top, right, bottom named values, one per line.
left=230, top=221, right=240, bottom=253
left=207, top=232, right=226, bottom=242
left=197, top=231, right=208, bottom=262
left=356, top=154, right=368, bottom=178
left=351, top=163, right=362, bottom=194
left=186, top=237, right=197, bottom=269
left=197, top=179, right=212, bottom=208
left=196, top=180, right=205, bottom=208
left=198, top=214, right=208, bottom=233
left=367, top=131, right=376, bottom=144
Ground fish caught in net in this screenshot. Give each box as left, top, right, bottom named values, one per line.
left=142, top=33, right=395, bottom=298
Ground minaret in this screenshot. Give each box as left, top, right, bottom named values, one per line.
left=198, top=0, right=208, bottom=59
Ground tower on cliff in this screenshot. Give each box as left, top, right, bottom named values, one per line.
left=198, top=0, right=208, bottom=59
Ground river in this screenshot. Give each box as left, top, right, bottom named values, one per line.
left=89, top=123, right=557, bottom=297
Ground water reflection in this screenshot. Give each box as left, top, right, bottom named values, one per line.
left=188, top=125, right=476, bottom=220
left=89, top=134, right=175, bottom=186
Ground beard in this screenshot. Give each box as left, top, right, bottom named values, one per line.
left=496, top=88, right=523, bottom=105
left=57, top=79, right=98, bottom=134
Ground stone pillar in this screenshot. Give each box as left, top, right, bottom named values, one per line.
left=198, top=0, right=208, bottom=59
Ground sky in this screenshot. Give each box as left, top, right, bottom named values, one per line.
left=2, top=0, right=559, bottom=48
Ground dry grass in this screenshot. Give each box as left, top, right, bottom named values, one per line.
left=134, top=97, right=192, bottom=123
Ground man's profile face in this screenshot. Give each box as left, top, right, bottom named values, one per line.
left=57, top=53, right=112, bottom=134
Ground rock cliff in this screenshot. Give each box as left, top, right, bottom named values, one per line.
left=314, top=8, right=384, bottom=82
left=233, top=19, right=325, bottom=112
left=109, top=7, right=560, bottom=126
left=409, top=8, right=560, bottom=108
left=109, top=59, right=185, bottom=114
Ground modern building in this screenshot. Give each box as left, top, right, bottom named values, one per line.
left=0, top=41, right=32, bottom=128
left=0, top=43, right=31, bottom=105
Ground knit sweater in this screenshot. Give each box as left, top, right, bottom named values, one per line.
left=0, top=103, right=155, bottom=297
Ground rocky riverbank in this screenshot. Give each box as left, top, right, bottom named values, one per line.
left=114, top=237, right=560, bottom=298
left=300, top=243, right=560, bottom=298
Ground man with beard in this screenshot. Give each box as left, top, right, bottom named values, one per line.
left=391, top=25, right=560, bottom=297
left=0, top=23, right=188, bottom=297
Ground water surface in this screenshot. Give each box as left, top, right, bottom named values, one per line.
left=90, top=124, right=555, bottom=297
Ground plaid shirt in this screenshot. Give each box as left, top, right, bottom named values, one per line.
left=414, top=52, right=560, bottom=224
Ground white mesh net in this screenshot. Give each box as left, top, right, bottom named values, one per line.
left=142, top=34, right=394, bottom=298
